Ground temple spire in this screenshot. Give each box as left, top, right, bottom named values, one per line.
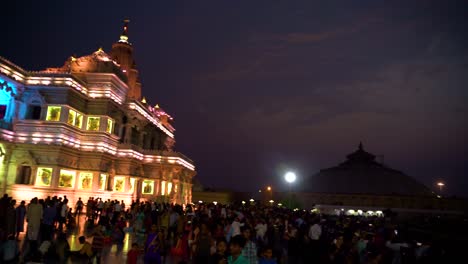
left=118, top=19, right=130, bottom=44
left=359, top=141, right=363, bottom=151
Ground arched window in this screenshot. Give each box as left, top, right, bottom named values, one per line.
left=16, top=165, right=32, bottom=184
left=27, top=104, right=42, bottom=120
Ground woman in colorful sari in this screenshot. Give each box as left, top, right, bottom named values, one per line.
left=144, top=224, right=161, bottom=264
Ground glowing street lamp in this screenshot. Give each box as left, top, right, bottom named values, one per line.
left=284, top=172, right=296, bottom=209
left=437, top=182, right=445, bottom=193
left=285, top=172, right=296, bottom=184
left=269, top=200, right=274, bottom=205
left=267, top=186, right=272, bottom=191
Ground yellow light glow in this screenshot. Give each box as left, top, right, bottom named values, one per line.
left=167, top=182, right=173, bottom=194
left=58, top=169, right=76, bottom=188
left=86, top=116, right=100, bottom=131
left=114, top=176, right=125, bottom=192
left=106, top=119, right=114, bottom=134
left=78, top=172, right=93, bottom=190
left=142, top=180, right=154, bottom=194
left=161, top=181, right=166, bottom=195
left=267, top=186, right=272, bottom=191
left=68, top=109, right=83, bottom=128
left=35, top=167, right=53, bottom=187
left=46, top=106, right=61, bottom=121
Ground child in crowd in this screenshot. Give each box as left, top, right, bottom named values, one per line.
left=259, top=246, right=277, bottom=264
left=127, top=242, right=142, bottom=264
left=211, top=238, right=228, bottom=264
left=228, top=235, right=248, bottom=264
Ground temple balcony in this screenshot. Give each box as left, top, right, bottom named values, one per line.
left=12, top=120, right=120, bottom=154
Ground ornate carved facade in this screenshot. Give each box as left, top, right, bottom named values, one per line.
left=0, top=21, right=195, bottom=205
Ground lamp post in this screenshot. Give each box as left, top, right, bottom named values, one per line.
left=266, top=186, right=272, bottom=202
left=437, top=182, right=445, bottom=193
left=284, top=172, right=296, bottom=209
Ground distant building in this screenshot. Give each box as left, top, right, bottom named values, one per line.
left=304, top=142, right=432, bottom=196
left=289, top=143, right=466, bottom=214
left=0, top=21, right=196, bottom=205
left=194, top=143, right=467, bottom=215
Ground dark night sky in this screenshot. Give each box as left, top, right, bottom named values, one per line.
left=3, top=1, right=468, bottom=196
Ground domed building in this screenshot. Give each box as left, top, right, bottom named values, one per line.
left=304, top=143, right=432, bottom=196
left=288, top=143, right=464, bottom=214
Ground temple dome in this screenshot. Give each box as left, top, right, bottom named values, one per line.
left=303, top=143, right=432, bottom=196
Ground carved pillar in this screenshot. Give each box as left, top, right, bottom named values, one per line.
left=107, top=161, right=116, bottom=191
left=139, top=131, right=146, bottom=148
left=136, top=179, right=142, bottom=197
left=154, top=179, right=161, bottom=196
left=187, top=183, right=193, bottom=204
left=124, top=124, right=132, bottom=144
left=172, top=179, right=180, bottom=204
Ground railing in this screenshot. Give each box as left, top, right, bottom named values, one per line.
left=117, top=144, right=194, bottom=165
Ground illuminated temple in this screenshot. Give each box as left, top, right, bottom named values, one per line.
left=0, top=21, right=196, bottom=205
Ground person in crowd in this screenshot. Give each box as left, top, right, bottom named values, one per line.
left=228, top=235, right=249, bottom=264
left=193, top=222, right=213, bottom=264
left=75, top=197, right=84, bottom=217
left=91, top=223, right=105, bottom=264
left=15, top=200, right=27, bottom=239
left=1, top=235, right=19, bottom=263
left=255, top=219, right=267, bottom=246
left=26, top=197, right=43, bottom=256
left=144, top=224, right=162, bottom=264
left=127, top=242, right=142, bottom=264
left=241, top=225, right=258, bottom=264
left=258, top=246, right=276, bottom=264
left=70, top=235, right=93, bottom=262
left=41, top=200, right=57, bottom=241
left=58, top=199, right=69, bottom=231
left=5, top=199, right=16, bottom=237
left=211, top=238, right=228, bottom=264
left=54, top=232, right=70, bottom=263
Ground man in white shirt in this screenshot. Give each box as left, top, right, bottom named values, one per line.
left=308, top=220, right=322, bottom=241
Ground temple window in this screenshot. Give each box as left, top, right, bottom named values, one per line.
left=27, top=105, right=42, bottom=120
left=16, top=165, right=32, bottom=184
left=78, top=172, right=93, bottom=190
left=86, top=116, right=100, bottom=131
left=68, top=109, right=83, bottom=128
left=113, top=176, right=125, bottom=192
left=46, top=106, right=61, bottom=121
left=106, top=118, right=114, bottom=134
left=35, top=167, right=52, bottom=187
left=58, top=169, right=76, bottom=188
left=98, top=174, right=107, bottom=191
left=142, top=180, right=154, bottom=194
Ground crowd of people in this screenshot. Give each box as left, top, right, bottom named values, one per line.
left=0, top=193, right=457, bottom=263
